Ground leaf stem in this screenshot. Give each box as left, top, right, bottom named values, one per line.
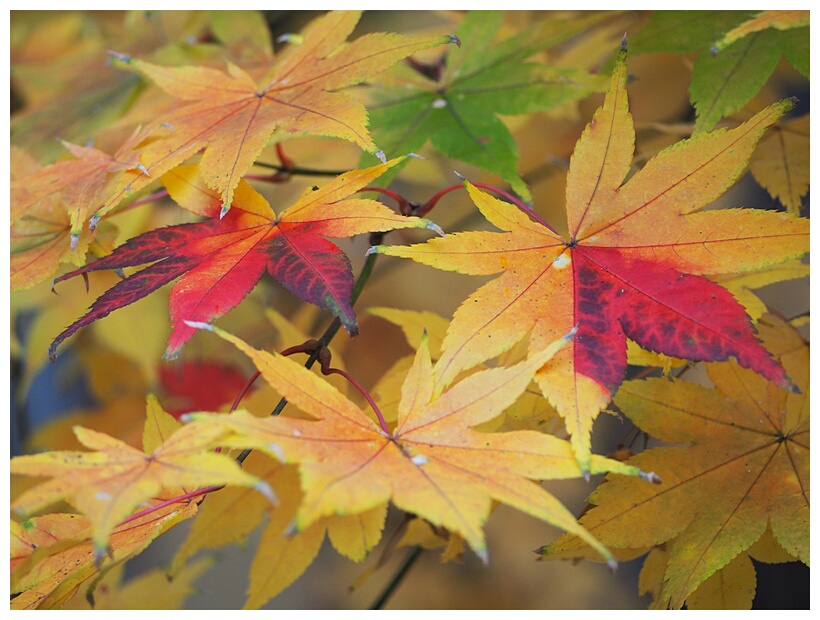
left=369, top=545, right=423, bottom=610
left=236, top=248, right=382, bottom=465
left=359, top=186, right=413, bottom=214
left=322, top=366, right=390, bottom=434
left=229, top=371, right=261, bottom=413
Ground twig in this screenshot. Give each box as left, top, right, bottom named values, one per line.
left=369, top=546, right=423, bottom=610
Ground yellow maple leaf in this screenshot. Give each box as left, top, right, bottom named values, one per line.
left=749, top=113, right=810, bottom=215
left=183, top=321, right=658, bottom=566
left=11, top=394, right=273, bottom=558
left=10, top=495, right=199, bottom=610
left=538, top=313, right=808, bottom=608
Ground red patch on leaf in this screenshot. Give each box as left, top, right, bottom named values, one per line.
left=572, top=246, right=791, bottom=391
left=48, top=159, right=429, bottom=361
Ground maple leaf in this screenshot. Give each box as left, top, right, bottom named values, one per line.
left=371, top=48, right=809, bottom=469
left=48, top=158, right=440, bottom=361
left=749, top=113, right=810, bottom=215
left=538, top=313, right=809, bottom=608
left=9, top=145, right=107, bottom=291
left=10, top=125, right=151, bottom=247
left=710, top=10, right=810, bottom=53
left=629, top=10, right=809, bottom=132
left=366, top=10, right=608, bottom=198
left=10, top=394, right=273, bottom=558
left=643, top=526, right=801, bottom=610
left=183, top=321, right=657, bottom=565
left=711, top=258, right=810, bottom=323
left=93, top=10, right=458, bottom=221
left=367, top=306, right=559, bottom=432
left=10, top=497, right=199, bottom=610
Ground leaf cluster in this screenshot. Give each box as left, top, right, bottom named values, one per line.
left=10, top=10, right=809, bottom=610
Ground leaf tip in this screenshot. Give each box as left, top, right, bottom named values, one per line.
left=89, top=215, right=100, bottom=232
left=183, top=319, right=215, bottom=332
left=785, top=381, right=802, bottom=395
left=219, top=203, right=231, bottom=219
left=375, top=149, right=387, bottom=164
left=475, top=548, right=489, bottom=565
left=256, top=481, right=279, bottom=507
left=582, top=470, right=591, bottom=483
left=448, top=34, right=461, bottom=48
left=69, top=233, right=80, bottom=251
left=454, top=170, right=466, bottom=183
left=408, top=152, right=425, bottom=160
left=564, top=325, right=579, bottom=342
left=640, top=470, right=662, bottom=485
left=276, top=32, right=302, bottom=45
left=365, top=245, right=380, bottom=257
left=267, top=442, right=286, bottom=463
left=607, top=557, right=618, bottom=573
left=425, top=220, right=445, bottom=237
left=93, top=543, right=112, bottom=568
left=106, top=49, right=132, bottom=63
left=620, top=33, right=628, bottom=52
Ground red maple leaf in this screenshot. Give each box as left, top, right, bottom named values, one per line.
left=49, top=158, right=439, bottom=361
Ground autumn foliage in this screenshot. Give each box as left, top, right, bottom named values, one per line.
left=10, top=10, right=809, bottom=610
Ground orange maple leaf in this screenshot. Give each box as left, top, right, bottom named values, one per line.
left=10, top=126, right=151, bottom=247
left=93, top=10, right=457, bottom=223
left=10, top=394, right=273, bottom=559
left=371, top=47, right=810, bottom=470
left=183, top=322, right=657, bottom=565
left=9, top=144, right=108, bottom=291
left=11, top=497, right=199, bottom=610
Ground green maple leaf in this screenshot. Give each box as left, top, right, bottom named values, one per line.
left=365, top=11, right=609, bottom=199
left=630, top=10, right=809, bottom=133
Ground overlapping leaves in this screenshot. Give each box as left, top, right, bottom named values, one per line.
left=539, top=313, right=809, bottom=608
left=366, top=10, right=609, bottom=197
left=10, top=395, right=272, bottom=558
left=49, top=158, right=439, bottom=360
left=630, top=10, right=809, bottom=132
left=183, top=322, right=657, bottom=565
left=373, top=48, right=809, bottom=470
left=92, top=10, right=457, bottom=222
